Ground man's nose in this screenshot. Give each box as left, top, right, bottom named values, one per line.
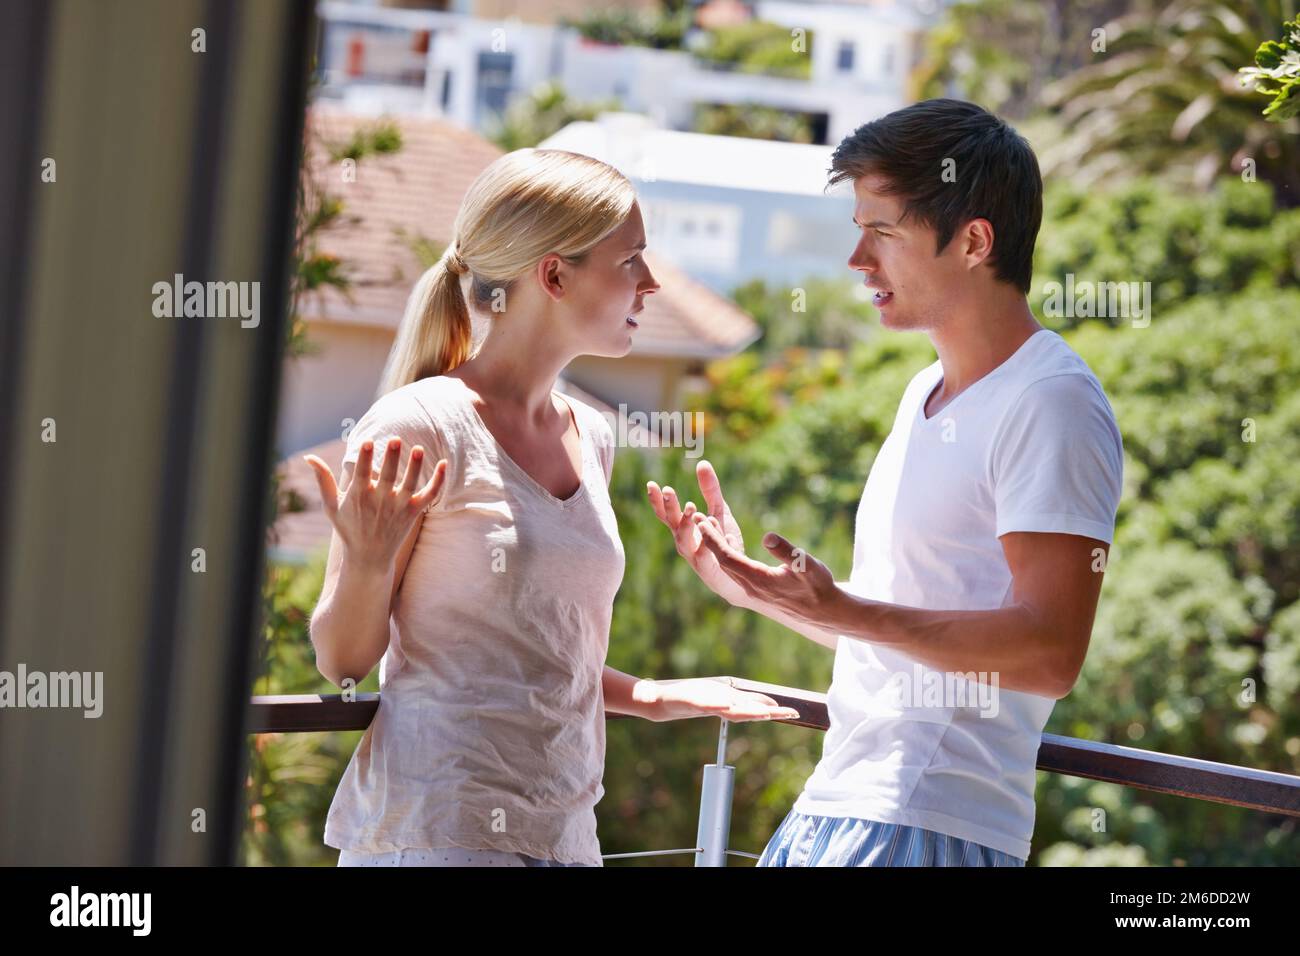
left=849, top=244, right=876, bottom=274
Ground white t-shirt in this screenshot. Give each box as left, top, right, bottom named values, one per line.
left=792, top=328, right=1124, bottom=860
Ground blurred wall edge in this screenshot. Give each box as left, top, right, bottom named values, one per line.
left=0, top=0, right=314, bottom=865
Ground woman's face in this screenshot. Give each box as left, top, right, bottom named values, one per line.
left=559, top=201, right=660, bottom=358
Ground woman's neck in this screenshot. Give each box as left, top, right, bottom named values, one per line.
left=448, top=322, right=574, bottom=421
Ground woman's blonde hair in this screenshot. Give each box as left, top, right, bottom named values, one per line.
left=378, top=148, right=637, bottom=395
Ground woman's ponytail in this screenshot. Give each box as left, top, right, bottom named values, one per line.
left=377, top=244, right=473, bottom=395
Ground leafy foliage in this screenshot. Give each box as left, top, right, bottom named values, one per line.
left=913, top=0, right=1133, bottom=118
left=564, top=6, right=692, bottom=50
left=731, top=277, right=878, bottom=357
left=486, top=82, right=621, bottom=152
left=1239, top=16, right=1300, bottom=121
left=692, top=102, right=817, bottom=143
left=1032, top=176, right=1300, bottom=328
left=289, top=119, right=404, bottom=357
left=917, top=0, right=1300, bottom=202
left=1036, top=0, right=1300, bottom=201
left=692, top=21, right=812, bottom=79
left=243, top=559, right=378, bottom=866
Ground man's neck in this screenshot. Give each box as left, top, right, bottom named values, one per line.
left=927, top=294, right=1043, bottom=408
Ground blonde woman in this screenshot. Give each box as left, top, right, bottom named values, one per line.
left=306, top=149, right=799, bottom=868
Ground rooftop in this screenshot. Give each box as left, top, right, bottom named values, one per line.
left=301, top=107, right=759, bottom=358
left=540, top=114, right=852, bottom=198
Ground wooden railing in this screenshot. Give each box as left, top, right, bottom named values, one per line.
left=248, top=676, right=1300, bottom=820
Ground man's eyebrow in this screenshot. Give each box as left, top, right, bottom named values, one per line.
left=853, top=216, right=900, bottom=229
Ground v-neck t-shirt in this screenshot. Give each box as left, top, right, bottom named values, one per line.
left=792, top=328, right=1124, bottom=860
left=323, top=375, right=625, bottom=865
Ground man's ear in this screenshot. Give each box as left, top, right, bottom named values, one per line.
left=963, top=218, right=995, bottom=271
left=536, top=253, right=567, bottom=303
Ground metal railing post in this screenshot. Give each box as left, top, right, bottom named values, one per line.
left=694, top=719, right=735, bottom=867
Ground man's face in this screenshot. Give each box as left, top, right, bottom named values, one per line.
left=848, top=173, right=972, bottom=333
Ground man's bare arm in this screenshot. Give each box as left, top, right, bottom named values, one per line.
left=738, top=587, right=845, bottom=650
left=800, top=533, right=1104, bottom=697
left=697, top=520, right=1106, bottom=699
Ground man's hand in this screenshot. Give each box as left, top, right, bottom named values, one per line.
left=646, top=460, right=753, bottom=608
left=691, top=512, right=839, bottom=626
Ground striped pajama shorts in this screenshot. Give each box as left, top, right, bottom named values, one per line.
left=757, top=809, right=1027, bottom=867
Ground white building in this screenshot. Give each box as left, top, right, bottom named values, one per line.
left=541, top=112, right=860, bottom=294
left=313, top=0, right=937, bottom=146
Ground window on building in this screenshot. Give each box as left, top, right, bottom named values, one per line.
left=643, top=199, right=741, bottom=273
left=475, top=51, right=513, bottom=122
left=837, top=41, right=855, bottom=73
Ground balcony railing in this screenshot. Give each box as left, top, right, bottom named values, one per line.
left=248, top=677, right=1300, bottom=865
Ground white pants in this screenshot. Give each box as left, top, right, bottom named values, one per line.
left=337, top=846, right=588, bottom=867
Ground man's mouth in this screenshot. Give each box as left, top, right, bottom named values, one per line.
left=863, top=278, right=893, bottom=308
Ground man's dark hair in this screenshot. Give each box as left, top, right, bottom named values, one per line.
left=828, top=99, right=1042, bottom=294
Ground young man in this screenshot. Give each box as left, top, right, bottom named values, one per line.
left=647, top=99, right=1124, bottom=866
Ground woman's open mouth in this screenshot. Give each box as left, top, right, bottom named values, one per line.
left=627, top=308, right=642, bottom=328
left=872, top=290, right=894, bottom=308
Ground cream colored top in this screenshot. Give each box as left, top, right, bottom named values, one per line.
left=323, top=375, right=625, bottom=865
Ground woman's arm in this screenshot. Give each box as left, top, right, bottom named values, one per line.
left=309, top=495, right=421, bottom=687
left=305, top=439, right=446, bottom=687
left=601, top=666, right=663, bottom=720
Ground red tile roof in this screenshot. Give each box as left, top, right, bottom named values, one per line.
left=300, top=106, right=503, bottom=330
left=299, top=107, right=758, bottom=357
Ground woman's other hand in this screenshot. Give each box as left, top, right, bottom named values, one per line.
left=638, top=677, right=802, bottom=723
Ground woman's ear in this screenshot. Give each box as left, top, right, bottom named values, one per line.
left=536, top=253, right=567, bottom=302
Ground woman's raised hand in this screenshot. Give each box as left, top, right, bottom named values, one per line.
left=304, top=437, right=447, bottom=573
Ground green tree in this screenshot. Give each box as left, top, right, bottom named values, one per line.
left=1032, top=176, right=1300, bottom=330
left=693, top=20, right=812, bottom=79
left=731, top=276, right=877, bottom=357
left=564, top=6, right=692, bottom=49
left=913, top=0, right=1134, bottom=118
left=692, top=102, right=816, bottom=142
left=1239, top=14, right=1300, bottom=120
left=486, top=82, right=621, bottom=151
left=1038, top=0, right=1300, bottom=200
